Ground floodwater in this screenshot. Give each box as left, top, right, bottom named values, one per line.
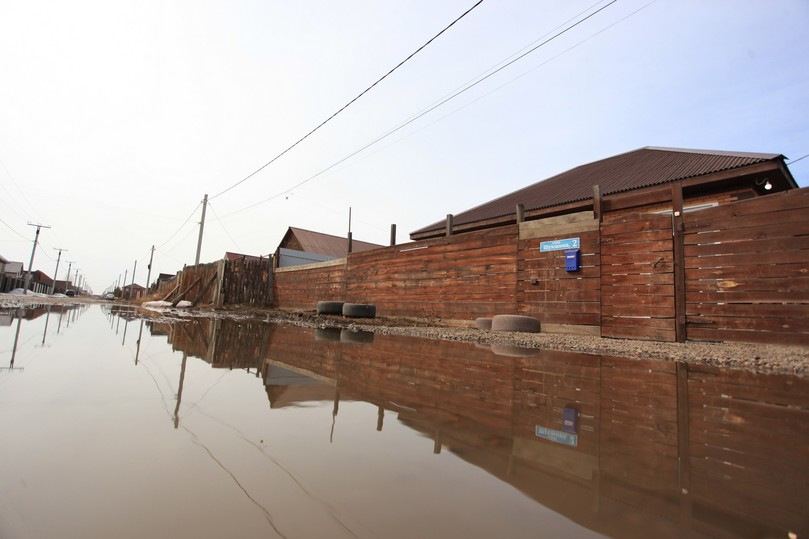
left=1, top=304, right=807, bottom=539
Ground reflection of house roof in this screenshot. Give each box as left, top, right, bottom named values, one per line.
left=264, top=364, right=338, bottom=408
left=279, top=227, right=383, bottom=258
left=412, top=147, right=796, bottom=239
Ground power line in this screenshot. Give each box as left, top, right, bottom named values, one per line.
left=155, top=202, right=202, bottom=251
left=209, top=0, right=486, bottom=201
left=215, top=0, right=622, bottom=219
left=787, top=153, right=809, bottom=165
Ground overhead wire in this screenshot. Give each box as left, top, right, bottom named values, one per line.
left=207, top=202, right=242, bottom=253
left=215, top=0, right=621, bottom=219
left=208, top=0, right=486, bottom=201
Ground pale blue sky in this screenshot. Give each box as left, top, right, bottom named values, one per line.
left=1, top=0, right=807, bottom=292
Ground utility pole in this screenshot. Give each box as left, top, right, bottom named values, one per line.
left=74, top=268, right=80, bottom=296
left=65, top=261, right=74, bottom=292
left=50, top=248, right=66, bottom=294
left=122, top=269, right=127, bottom=299
left=347, top=207, right=353, bottom=254
left=195, top=194, right=208, bottom=266
left=129, top=259, right=137, bottom=300
left=23, top=223, right=51, bottom=294
left=145, top=245, right=155, bottom=293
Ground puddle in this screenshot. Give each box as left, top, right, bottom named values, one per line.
left=1, top=305, right=807, bottom=539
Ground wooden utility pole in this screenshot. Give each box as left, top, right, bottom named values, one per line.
left=50, top=248, right=67, bottom=294
left=195, top=194, right=208, bottom=266
left=129, top=259, right=137, bottom=300
left=23, top=223, right=50, bottom=294
left=145, top=245, right=155, bottom=293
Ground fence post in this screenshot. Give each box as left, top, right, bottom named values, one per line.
left=672, top=184, right=687, bottom=342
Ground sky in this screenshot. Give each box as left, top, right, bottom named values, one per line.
left=1, top=0, right=807, bottom=294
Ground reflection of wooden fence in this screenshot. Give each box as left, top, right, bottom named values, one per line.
left=251, top=324, right=809, bottom=537
left=272, top=188, right=809, bottom=344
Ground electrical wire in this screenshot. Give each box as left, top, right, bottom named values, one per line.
left=787, top=153, right=809, bottom=165
left=215, top=0, right=621, bottom=219
left=207, top=202, right=242, bottom=253
left=209, top=0, right=486, bottom=201
left=155, top=202, right=203, bottom=251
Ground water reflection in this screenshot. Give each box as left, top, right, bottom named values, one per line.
left=0, top=303, right=89, bottom=371
left=2, top=307, right=808, bottom=539
left=137, top=314, right=809, bottom=539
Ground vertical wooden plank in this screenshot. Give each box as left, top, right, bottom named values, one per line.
left=672, top=185, right=686, bottom=342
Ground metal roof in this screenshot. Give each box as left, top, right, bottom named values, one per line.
left=412, top=147, right=786, bottom=235
left=283, top=227, right=383, bottom=258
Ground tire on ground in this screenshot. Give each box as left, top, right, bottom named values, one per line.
left=317, top=301, right=344, bottom=315
left=342, top=303, right=376, bottom=318
left=491, top=314, right=540, bottom=333
left=474, top=317, right=492, bottom=330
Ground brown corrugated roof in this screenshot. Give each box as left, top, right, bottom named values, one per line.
left=285, top=227, right=383, bottom=258
left=412, top=147, right=787, bottom=235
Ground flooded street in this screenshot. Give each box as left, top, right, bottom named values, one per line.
left=1, top=304, right=807, bottom=539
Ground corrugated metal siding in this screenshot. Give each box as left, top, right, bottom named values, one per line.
left=413, top=147, right=781, bottom=234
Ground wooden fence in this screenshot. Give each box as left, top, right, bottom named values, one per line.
left=684, top=188, right=809, bottom=345
left=271, top=187, right=809, bottom=344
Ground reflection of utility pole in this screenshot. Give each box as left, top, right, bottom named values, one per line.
left=41, top=306, right=52, bottom=345
left=1, top=317, right=25, bottom=372
left=50, top=248, right=66, bottom=294
left=23, top=223, right=51, bottom=294
left=174, top=352, right=188, bottom=429
left=134, top=319, right=145, bottom=365
left=121, top=318, right=129, bottom=346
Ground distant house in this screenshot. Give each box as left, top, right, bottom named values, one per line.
left=411, top=147, right=798, bottom=239
left=121, top=283, right=146, bottom=299
left=225, top=251, right=270, bottom=263
left=30, top=270, right=53, bottom=294
left=0, top=257, right=24, bottom=293
left=274, top=227, right=383, bottom=268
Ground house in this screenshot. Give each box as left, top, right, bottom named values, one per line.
left=29, top=270, right=53, bottom=294
left=0, top=257, right=24, bottom=293
left=274, top=227, right=383, bottom=268
left=411, top=147, right=797, bottom=240
left=121, top=283, right=146, bottom=299
left=225, top=251, right=270, bottom=263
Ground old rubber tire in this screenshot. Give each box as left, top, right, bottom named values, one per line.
left=474, top=317, right=492, bottom=330
left=491, top=314, right=540, bottom=333
left=342, top=303, right=376, bottom=318
left=317, top=301, right=344, bottom=315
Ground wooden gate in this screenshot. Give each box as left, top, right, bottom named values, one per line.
left=683, top=188, right=809, bottom=345
left=601, top=211, right=676, bottom=341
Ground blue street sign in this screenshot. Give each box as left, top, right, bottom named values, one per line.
left=539, top=237, right=580, bottom=252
